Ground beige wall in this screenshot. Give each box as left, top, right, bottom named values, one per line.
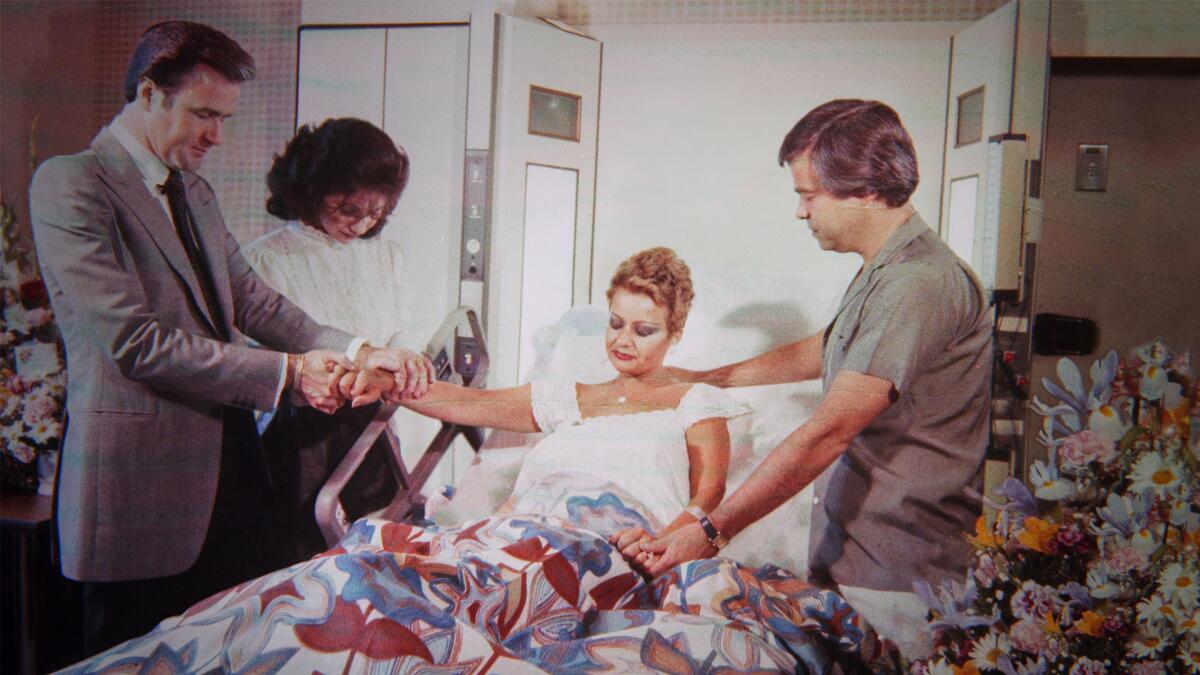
left=1025, top=62, right=1200, bottom=463
left=586, top=21, right=967, bottom=302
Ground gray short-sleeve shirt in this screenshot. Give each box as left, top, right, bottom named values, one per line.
left=809, top=212, right=992, bottom=592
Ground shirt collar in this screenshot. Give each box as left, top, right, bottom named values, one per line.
left=864, top=210, right=930, bottom=273
left=108, top=117, right=170, bottom=190
left=290, top=221, right=352, bottom=247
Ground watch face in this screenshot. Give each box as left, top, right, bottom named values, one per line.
left=713, top=534, right=729, bottom=549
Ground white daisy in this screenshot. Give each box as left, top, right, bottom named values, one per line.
left=1137, top=593, right=1178, bottom=628
left=1088, top=403, right=1130, bottom=443
left=922, top=658, right=957, bottom=675
left=1130, top=630, right=1168, bottom=658
left=1030, top=460, right=1074, bottom=500
left=1087, top=562, right=1121, bottom=599
left=1175, top=606, right=1200, bottom=635
left=1130, top=452, right=1184, bottom=497
left=1182, top=636, right=1200, bottom=672
left=1140, top=364, right=1168, bottom=401
left=1160, top=563, right=1200, bottom=606
left=1171, top=499, right=1200, bottom=530
left=969, top=631, right=1011, bottom=671
left=26, top=419, right=60, bottom=445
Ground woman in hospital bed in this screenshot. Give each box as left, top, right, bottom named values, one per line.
left=63, top=249, right=898, bottom=674
left=354, top=246, right=737, bottom=562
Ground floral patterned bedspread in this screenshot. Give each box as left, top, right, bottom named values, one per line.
left=64, top=509, right=898, bottom=674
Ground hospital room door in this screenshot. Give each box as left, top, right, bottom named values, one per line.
left=938, top=0, right=1050, bottom=483
left=488, top=16, right=601, bottom=386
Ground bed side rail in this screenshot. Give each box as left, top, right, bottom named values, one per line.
left=314, top=306, right=490, bottom=546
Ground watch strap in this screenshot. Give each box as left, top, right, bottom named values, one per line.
left=698, top=515, right=727, bottom=549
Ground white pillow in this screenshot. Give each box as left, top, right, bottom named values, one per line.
left=436, top=266, right=842, bottom=580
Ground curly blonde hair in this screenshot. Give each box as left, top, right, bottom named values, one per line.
left=606, top=247, right=694, bottom=337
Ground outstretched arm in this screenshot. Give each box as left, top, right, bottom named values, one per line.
left=670, top=332, right=825, bottom=388
left=344, top=371, right=539, bottom=434
left=640, top=369, right=894, bottom=576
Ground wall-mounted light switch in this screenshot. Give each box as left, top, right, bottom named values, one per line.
left=1075, top=144, right=1108, bottom=192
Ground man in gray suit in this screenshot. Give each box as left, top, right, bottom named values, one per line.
left=30, top=21, right=430, bottom=654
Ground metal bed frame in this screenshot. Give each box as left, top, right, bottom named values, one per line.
left=314, top=306, right=490, bottom=545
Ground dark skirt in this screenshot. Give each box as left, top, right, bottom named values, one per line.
left=261, top=401, right=398, bottom=564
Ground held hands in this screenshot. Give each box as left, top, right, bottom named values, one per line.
left=624, top=523, right=718, bottom=578
left=290, top=349, right=354, bottom=414
left=608, top=527, right=655, bottom=574
left=335, top=346, right=436, bottom=406
left=289, top=346, right=434, bottom=413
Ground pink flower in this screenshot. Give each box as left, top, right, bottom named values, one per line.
left=1055, top=524, right=1093, bottom=553
left=1059, top=430, right=1117, bottom=467
left=1011, top=580, right=1059, bottom=621
left=6, top=375, right=30, bottom=395
left=1130, top=662, right=1166, bottom=675
left=1108, top=546, right=1149, bottom=575
left=1009, top=618, right=1049, bottom=655
left=1103, top=614, right=1129, bottom=638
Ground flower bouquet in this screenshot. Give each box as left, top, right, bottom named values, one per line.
left=1, top=199, right=66, bottom=493
left=913, top=339, right=1199, bottom=674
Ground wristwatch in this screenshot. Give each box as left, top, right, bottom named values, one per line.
left=698, top=515, right=728, bottom=549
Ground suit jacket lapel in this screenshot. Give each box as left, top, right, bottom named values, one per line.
left=91, top=129, right=223, bottom=337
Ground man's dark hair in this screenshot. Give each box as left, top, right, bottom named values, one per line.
left=266, top=117, right=410, bottom=239
left=123, top=21, right=255, bottom=102
left=777, top=99, right=919, bottom=208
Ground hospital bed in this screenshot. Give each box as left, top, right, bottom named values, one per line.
left=64, top=265, right=900, bottom=673
left=315, top=264, right=850, bottom=577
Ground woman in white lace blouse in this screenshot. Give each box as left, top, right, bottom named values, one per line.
left=347, top=248, right=748, bottom=571
left=245, top=118, right=412, bottom=563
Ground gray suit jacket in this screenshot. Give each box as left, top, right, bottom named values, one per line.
left=30, top=128, right=354, bottom=582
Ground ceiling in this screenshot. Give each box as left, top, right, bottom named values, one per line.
left=542, top=0, right=1010, bottom=25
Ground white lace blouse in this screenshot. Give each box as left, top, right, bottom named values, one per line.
left=244, top=223, right=415, bottom=349
left=509, top=379, right=749, bottom=531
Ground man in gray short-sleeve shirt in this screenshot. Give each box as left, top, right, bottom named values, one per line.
left=638, top=99, right=992, bottom=659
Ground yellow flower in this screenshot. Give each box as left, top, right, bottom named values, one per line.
left=1075, top=610, right=1105, bottom=637
left=953, top=663, right=982, bottom=675
left=970, top=516, right=999, bottom=549
left=1017, top=517, right=1058, bottom=554
left=1043, top=610, right=1064, bottom=635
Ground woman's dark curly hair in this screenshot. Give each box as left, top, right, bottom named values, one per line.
left=266, top=118, right=409, bottom=239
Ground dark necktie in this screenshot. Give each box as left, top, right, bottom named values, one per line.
left=160, top=170, right=230, bottom=341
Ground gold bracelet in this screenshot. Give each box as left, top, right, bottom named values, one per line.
left=294, top=353, right=306, bottom=392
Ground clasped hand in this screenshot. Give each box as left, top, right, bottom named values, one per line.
left=292, top=346, right=434, bottom=413
left=608, top=523, right=719, bottom=578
